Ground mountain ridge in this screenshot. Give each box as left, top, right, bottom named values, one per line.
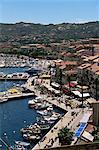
left=0, top=21, right=99, bottom=43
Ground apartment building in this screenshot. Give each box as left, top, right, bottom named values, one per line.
left=54, top=60, right=77, bottom=84
left=77, top=55, right=99, bottom=99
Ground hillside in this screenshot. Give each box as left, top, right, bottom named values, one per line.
left=0, top=21, right=99, bottom=43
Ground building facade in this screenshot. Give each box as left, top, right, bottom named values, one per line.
left=92, top=102, right=99, bottom=126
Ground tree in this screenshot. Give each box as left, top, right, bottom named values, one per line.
left=58, top=127, right=74, bottom=145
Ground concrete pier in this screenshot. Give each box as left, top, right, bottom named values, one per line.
left=0, top=92, right=34, bottom=103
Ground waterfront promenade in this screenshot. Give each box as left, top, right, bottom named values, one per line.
left=23, top=78, right=85, bottom=150
left=33, top=108, right=84, bottom=149
left=23, top=77, right=67, bottom=111
left=6, top=77, right=90, bottom=150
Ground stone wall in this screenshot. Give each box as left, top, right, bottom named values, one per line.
left=44, top=142, right=99, bottom=150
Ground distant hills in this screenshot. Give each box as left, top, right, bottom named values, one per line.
left=0, top=21, right=99, bottom=43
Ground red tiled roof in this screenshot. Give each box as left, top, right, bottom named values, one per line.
left=87, top=63, right=99, bottom=73
left=56, top=61, right=77, bottom=66
left=85, top=124, right=94, bottom=133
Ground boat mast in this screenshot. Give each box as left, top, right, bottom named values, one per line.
left=0, top=138, right=12, bottom=150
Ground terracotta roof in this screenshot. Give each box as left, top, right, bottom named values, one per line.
left=78, top=63, right=91, bottom=69
left=59, top=65, right=66, bottom=70
left=96, top=71, right=99, bottom=75
left=56, top=61, right=77, bottom=66
left=76, top=49, right=86, bottom=53
left=87, top=63, right=99, bottom=73
left=85, top=124, right=94, bottom=133
left=84, top=55, right=99, bottom=62
left=93, top=58, right=99, bottom=63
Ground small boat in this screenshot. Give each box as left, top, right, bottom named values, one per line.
left=29, top=135, right=41, bottom=140
left=52, top=112, right=61, bottom=118
left=15, top=141, right=30, bottom=147
left=11, top=144, right=26, bottom=150
left=37, top=116, right=48, bottom=125
left=35, top=96, right=42, bottom=101
left=36, top=103, right=51, bottom=110
left=21, top=123, right=41, bottom=135
left=20, top=128, right=33, bottom=134
left=44, top=115, right=59, bottom=121
left=28, top=98, right=42, bottom=108
left=0, top=72, right=6, bottom=77
left=26, top=67, right=41, bottom=75
left=40, top=124, right=50, bottom=130
left=47, top=106, right=53, bottom=111
left=23, top=133, right=40, bottom=141
left=15, top=145, right=25, bottom=150
left=37, top=116, right=54, bottom=125
left=0, top=98, right=8, bottom=103
left=23, top=133, right=31, bottom=140
left=37, top=110, right=48, bottom=115
left=28, top=100, right=36, bottom=108
left=20, top=64, right=26, bottom=68
left=35, top=103, right=42, bottom=109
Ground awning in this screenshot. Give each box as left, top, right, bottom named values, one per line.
left=53, top=89, right=60, bottom=94
left=67, top=83, right=76, bottom=87
left=63, top=89, right=69, bottom=93
left=72, top=91, right=90, bottom=98
left=86, top=98, right=96, bottom=104
left=51, top=82, right=60, bottom=88
left=82, top=131, right=94, bottom=142
left=8, top=88, right=19, bottom=93
left=72, top=91, right=81, bottom=96
left=80, top=113, right=91, bottom=123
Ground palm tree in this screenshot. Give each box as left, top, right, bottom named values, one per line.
left=58, top=127, right=74, bottom=145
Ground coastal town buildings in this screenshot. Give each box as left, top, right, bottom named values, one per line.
left=0, top=34, right=99, bottom=150
left=54, top=60, right=78, bottom=84
left=77, top=55, right=99, bottom=99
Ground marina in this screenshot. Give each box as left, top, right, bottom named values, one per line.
left=0, top=66, right=63, bottom=149
left=0, top=66, right=37, bottom=149
left=0, top=55, right=97, bottom=150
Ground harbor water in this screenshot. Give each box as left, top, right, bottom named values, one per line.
left=0, top=67, right=63, bottom=149
left=0, top=67, right=38, bottom=149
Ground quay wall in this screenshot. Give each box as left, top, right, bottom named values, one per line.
left=45, top=142, right=99, bottom=150
left=0, top=77, right=28, bottom=81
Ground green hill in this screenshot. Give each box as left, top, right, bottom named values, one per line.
left=0, top=21, right=99, bottom=43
